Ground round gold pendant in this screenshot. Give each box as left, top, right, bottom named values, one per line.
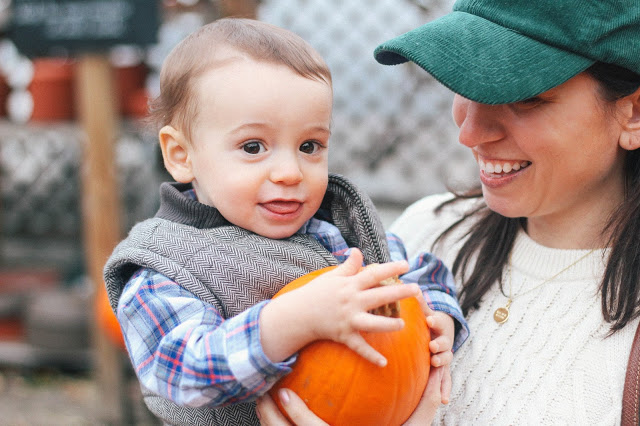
left=494, top=306, right=510, bottom=324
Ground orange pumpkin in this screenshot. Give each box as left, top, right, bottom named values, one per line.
left=95, top=283, right=126, bottom=350
left=269, top=266, right=430, bottom=426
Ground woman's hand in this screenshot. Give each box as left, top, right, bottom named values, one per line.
left=256, top=373, right=444, bottom=426
left=256, top=388, right=327, bottom=426
left=402, top=365, right=446, bottom=425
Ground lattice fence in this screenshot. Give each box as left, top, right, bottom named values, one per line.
left=0, top=122, right=161, bottom=267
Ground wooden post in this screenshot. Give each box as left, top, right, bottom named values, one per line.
left=76, top=54, right=127, bottom=424
left=218, top=0, right=259, bottom=18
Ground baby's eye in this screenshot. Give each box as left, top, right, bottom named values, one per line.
left=242, top=141, right=265, bottom=154
left=300, top=140, right=320, bottom=154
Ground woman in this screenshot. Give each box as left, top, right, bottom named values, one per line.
left=257, top=0, right=640, bottom=424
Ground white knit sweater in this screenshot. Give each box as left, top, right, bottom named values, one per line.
left=390, top=193, right=638, bottom=426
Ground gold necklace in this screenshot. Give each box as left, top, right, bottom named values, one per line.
left=493, top=248, right=598, bottom=324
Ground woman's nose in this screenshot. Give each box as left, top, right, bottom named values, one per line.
left=452, top=94, right=504, bottom=148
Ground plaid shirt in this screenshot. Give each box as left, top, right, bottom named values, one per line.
left=118, top=217, right=468, bottom=408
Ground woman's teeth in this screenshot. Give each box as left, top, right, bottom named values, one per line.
left=479, top=160, right=531, bottom=175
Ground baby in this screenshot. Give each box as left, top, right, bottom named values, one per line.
left=104, top=18, right=467, bottom=425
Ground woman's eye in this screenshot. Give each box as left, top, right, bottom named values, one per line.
left=300, top=140, right=320, bottom=154
left=242, top=141, right=265, bottom=154
left=514, top=97, right=544, bottom=109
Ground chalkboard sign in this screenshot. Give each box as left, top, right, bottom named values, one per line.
left=10, top=0, right=159, bottom=56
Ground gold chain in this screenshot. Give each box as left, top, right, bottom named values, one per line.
left=493, top=248, right=598, bottom=324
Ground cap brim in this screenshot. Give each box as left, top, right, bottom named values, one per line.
left=374, top=11, right=595, bottom=104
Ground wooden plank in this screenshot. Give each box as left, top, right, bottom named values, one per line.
left=76, top=54, right=128, bottom=424
left=219, top=0, right=259, bottom=18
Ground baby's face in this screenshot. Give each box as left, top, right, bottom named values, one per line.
left=187, top=57, right=333, bottom=239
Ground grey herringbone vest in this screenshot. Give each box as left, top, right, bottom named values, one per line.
left=103, top=174, right=390, bottom=425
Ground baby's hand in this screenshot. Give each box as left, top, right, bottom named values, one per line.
left=417, top=301, right=455, bottom=404
left=303, top=249, right=419, bottom=366
left=426, top=311, right=454, bottom=367
left=260, top=249, right=422, bottom=366
left=262, top=248, right=419, bottom=367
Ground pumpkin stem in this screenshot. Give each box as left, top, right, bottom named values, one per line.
left=369, top=277, right=401, bottom=318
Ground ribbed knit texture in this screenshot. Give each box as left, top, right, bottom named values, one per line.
left=390, top=193, right=639, bottom=425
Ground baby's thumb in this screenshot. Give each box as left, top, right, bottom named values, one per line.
left=337, top=248, right=364, bottom=275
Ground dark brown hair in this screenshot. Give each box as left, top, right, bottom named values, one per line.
left=435, top=62, right=640, bottom=333
left=148, top=18, right=332, bottom=138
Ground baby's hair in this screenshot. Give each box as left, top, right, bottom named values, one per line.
left=148, top=18, right=332, bottom=138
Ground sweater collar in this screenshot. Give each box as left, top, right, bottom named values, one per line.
left=155, top=182, right=232, bottom=229
left=510, top=227, right=607, bottom=282
left=152, top=175, right=390, bottom=264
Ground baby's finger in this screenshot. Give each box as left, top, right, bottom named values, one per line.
left=350, top=311, right=405, bottom=333
left=358, top=260, right=410, bottom=289
left=361, top=283, right=421, bottom=312
left=426, top=313, right=445, bottom=332
left=329, top=248, right=364, bottom=277
left=343, top=332, right=388, bottom=367
left=415, top=292, right=433, bottom=316
left=428, top=335, right=453, bottom=354
left=430, top=348, right=453, bottom=368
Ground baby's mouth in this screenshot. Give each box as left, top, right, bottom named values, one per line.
left=479, top=159, right=531, bottom=176
left=261, top=201, right=302, bottom=215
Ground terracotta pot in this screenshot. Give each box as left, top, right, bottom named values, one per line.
left=115, top=63, right=148, bottom=116
left=28, top=58, right=75, bottom=121
left=124, top=88, right=150, bottom=118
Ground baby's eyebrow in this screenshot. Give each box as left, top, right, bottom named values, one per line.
left=310, top=126, right=331, bottom=136
left=227, top=122, right=270, bottom=134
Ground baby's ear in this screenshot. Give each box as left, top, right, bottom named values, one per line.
left=159, top=125, right=195, bottom=183
left=618, top=87, right=640, bottom=151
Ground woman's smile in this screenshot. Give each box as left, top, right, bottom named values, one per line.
left=478, top=159, right=531, bottom=176
left=474, top=155, right=532, bottom=188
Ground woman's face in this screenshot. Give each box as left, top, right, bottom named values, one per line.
left=452, top=73, right=627, bottom=232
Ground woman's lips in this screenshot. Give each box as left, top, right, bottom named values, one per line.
left=479, top=159, right=531, bottom=175
left=477, top=159, right=532, bottom=188
left=480, top=163, right=531, bottom=188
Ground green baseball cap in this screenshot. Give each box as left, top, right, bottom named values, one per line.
left=374, top=0, right=640, bottom=104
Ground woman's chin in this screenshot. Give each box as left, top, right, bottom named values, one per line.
left=482, top=192, right=527, bottom=219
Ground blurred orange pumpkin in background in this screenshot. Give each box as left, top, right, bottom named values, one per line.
left=95, top=283, right=126, bottom=350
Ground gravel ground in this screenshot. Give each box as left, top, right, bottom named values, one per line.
left=0, top=367, right=159, bottom=426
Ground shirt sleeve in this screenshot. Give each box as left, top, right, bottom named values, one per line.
left=117, top=268, right=296, bottom=408
left=386, top=232, right=470, bottom=352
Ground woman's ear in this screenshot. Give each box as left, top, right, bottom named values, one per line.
left=159, top=125, right=195, bottom=183
left=618, top=87, right=640, bottom=151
